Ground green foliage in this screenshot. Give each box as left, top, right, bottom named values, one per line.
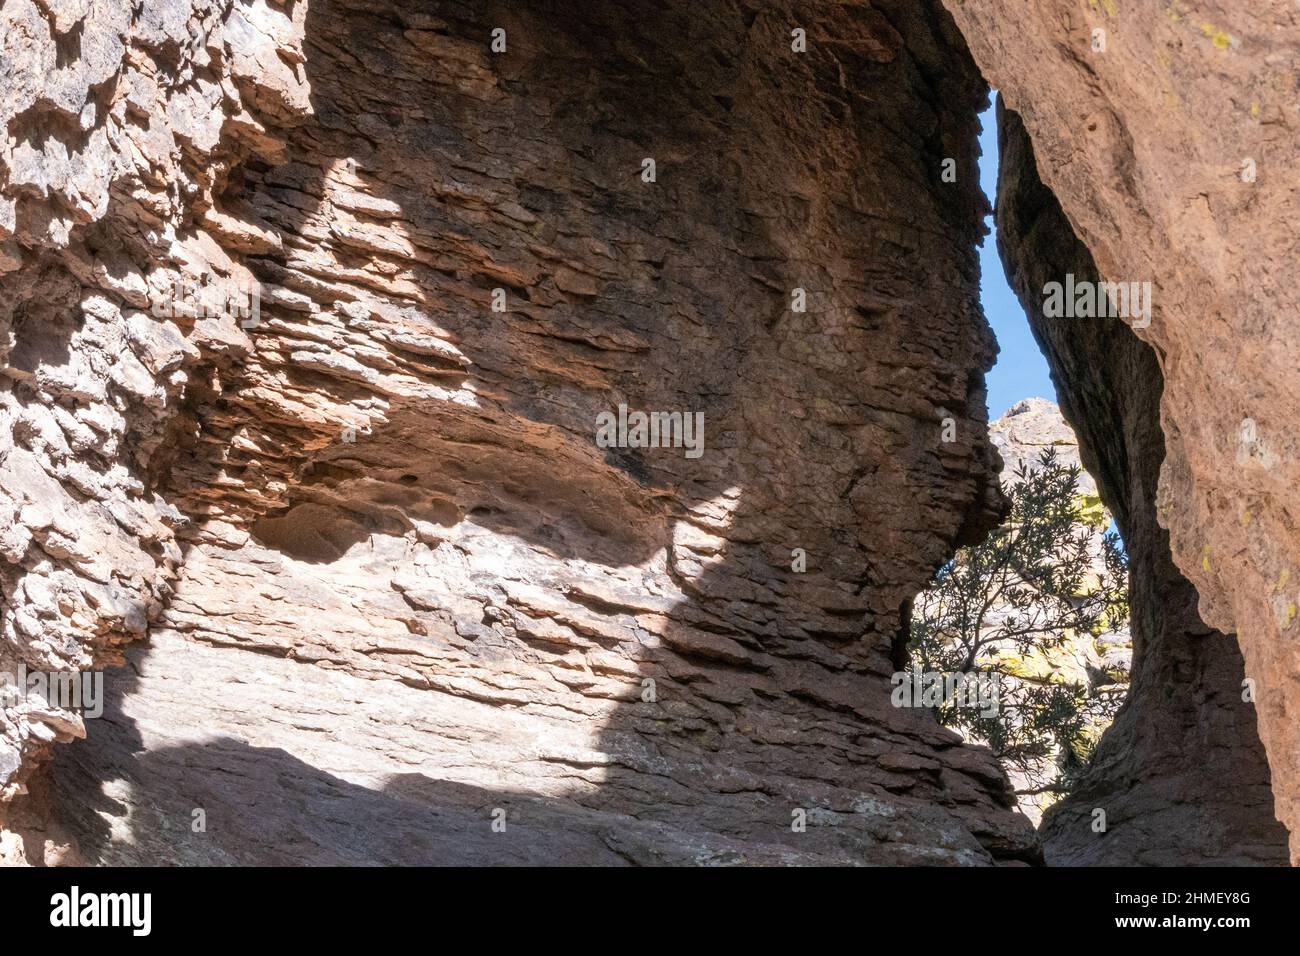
left=909, top=447, right=1130, bottom=797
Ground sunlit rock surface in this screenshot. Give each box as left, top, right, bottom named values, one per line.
left=2, top=0, right=1037, bottom=865
left=995, top=103, right=1287, bottom=866
left=5, top=0, right=1294, bottom=866
left=0, top=0, right=312, bottom=804
left=946, top=0, right=1300, bottom=861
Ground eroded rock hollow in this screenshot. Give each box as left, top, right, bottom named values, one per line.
left=0, top=0, right=1295, bottom=865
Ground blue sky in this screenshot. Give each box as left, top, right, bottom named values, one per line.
left=976, top=100, right=1057, bottom=420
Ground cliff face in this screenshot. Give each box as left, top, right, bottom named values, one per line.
left=944, top=0, right=1300, bottom=860
left=2, top=0, right=1040, bottom=864
left=0, top=0, right=311, bottom=798
left=3, top=0, right=1296, bottom=867
left=995, top=103, right=1288, bottom=865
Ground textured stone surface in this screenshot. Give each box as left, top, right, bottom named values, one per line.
left=991, top=397, right=1094, bottom=495
left=32, top=627, right=1009, bottom=866
left=2, top=0, right=1039, bottom=864
left=944, top=0, right=1300, bottom=860
left=0, top=0, right=310, bottom=800
left=996, top=103, right=1288, bottom=865
left=10, top=0, right=1293, bottom=868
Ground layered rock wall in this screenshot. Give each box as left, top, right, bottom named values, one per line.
left=7, top=0, right=1295, bottom=867
left=3, top=0, right=1038, bottom=864
left=0, top=0, right=310, bottom=799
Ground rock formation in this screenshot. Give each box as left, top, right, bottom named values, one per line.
left=1, top=0, right=1295, bottom=865
left=945, top=0, right=1300, bottom=861
left=996, top=103, right=1288, bottom=865
left=2, top=0, right=1041, bottom=865
left=1, top=0, right=312, bottom=800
